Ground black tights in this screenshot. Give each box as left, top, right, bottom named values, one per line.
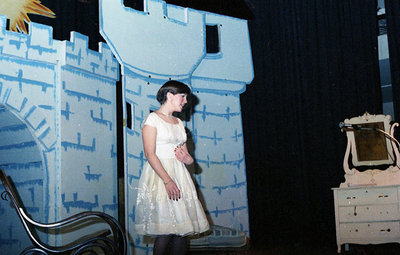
left=153, top=235, right=187, bottom=255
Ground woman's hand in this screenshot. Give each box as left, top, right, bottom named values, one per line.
left=174, top=144, right=194, bottom=165
left=164, top=179, right=181, bottom=201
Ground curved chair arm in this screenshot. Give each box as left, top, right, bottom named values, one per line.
left=0, top=169, right=127, bottom=255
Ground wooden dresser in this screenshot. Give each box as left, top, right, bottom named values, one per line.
left=333, top=113, right=400, bottom=253
left=332, top=185, right=400, bottom=253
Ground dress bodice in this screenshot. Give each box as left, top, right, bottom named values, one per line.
left=143, top=112, right=186, bottom=159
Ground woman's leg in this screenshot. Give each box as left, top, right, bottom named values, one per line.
left=170, top=235, right=187, bottom=255
left=153, top=235, right=173, bottom=255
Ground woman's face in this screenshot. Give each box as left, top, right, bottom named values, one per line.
left=168, top=92, right=187, bottom=112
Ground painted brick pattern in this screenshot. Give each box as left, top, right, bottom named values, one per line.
left=0, top=15, right=119, bottom=254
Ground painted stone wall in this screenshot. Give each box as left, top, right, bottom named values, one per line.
left=0, top=0, right=254, bottom=253
left=100, top=0, right=254, bottom=254
left=0, top=16, right=119, bottom=254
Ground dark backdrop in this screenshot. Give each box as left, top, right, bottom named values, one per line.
left=29, top=0, right=387, bottom=249
left=241, top=0, right=382, bottom=247
left=386, top=0, right=400, bottom=122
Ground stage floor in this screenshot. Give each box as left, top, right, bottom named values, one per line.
left=188, top=242, right=400, bottom=255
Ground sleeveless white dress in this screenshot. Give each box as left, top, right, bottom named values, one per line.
left=134, top=112, right=209, bottom=236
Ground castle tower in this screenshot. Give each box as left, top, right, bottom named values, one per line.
left=100, top=0, right=254, bottom=253
left=0, top=17, right=119, bottom=253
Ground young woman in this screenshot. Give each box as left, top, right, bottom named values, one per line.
left=134, top=80, right=209, bottom=255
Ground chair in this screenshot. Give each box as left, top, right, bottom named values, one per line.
left=0, top=169, right=127, bottom=255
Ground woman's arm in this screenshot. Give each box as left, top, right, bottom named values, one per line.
left=142, top=125, right=181, bottom=200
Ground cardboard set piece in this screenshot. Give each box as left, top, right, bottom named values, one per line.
left=0, top=0, right=254, bottom=254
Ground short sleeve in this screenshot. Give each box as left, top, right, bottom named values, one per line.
left=177, top=118, right=184, bottom=128
left=143, top=112, right=158, bottom=127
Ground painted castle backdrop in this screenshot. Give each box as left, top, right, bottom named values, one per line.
left=0, top=0, right=253, bottom=254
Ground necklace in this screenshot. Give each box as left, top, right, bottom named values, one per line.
left=158, top=111, right=172, bottom=117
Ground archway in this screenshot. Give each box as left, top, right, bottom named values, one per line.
left=0, top=104, right=45, bottom=252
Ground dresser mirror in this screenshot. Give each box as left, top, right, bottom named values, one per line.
left=341, top=112, right=400, bottom=187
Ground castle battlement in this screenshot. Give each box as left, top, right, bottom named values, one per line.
left=60, top=32, right=119, bottom=80
left=100, top=0, right=204, bottom=78
left=0, top=15, right=118, bottom=80
left=0, top=16, right=57, bottom=63
left=100, top=0, right=253, bottom=86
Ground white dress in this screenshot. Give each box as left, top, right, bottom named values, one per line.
left=134, top=112, right=210, bottom=236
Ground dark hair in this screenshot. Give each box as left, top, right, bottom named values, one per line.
left=156, top=80, right=191, bottom=104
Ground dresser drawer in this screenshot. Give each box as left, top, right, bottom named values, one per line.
left=340, top=221, right=400, bottom=241
left=337, top=187, right=398, bottom=206
left=338, top=204, right=400, bottom=222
